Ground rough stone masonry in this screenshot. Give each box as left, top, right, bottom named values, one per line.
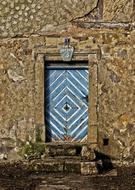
left=0, top=0, right=135, bottom=164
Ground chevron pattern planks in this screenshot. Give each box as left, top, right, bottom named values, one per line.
left=45, top=68, right=89, bottom=142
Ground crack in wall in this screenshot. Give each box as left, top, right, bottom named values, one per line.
left=133, top=0, right=135, bottom=20
left=71, top=0, right=103, bottom=22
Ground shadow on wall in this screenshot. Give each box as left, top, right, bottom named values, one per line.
left=94, top=151, right=114, bottom=174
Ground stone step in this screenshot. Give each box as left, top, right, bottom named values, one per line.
left=42, top=156, right=90, bottom=161
left=35, top=169, right=118, bottom=190
left=29, top=158, right=97, bottom=175
left=37, top=184, right=71, bottom=190
left=22, top=143, right=98, bottom=176
left=44, top=143, right=96, bottom=161
left=44, top=143, right=82, bottom=157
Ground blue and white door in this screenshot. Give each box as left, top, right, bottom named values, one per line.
left=45, top=67, right=89, bottom=142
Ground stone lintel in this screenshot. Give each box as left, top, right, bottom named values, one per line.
left=72, top=21, right=134, bottom=30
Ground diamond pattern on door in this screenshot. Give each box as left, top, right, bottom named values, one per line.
left=45, top=68, right=89, bottom=142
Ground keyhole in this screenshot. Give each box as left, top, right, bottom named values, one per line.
left=64, top=103, right=70, bottom=111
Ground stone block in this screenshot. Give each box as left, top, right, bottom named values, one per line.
left=30, top=161, right=64, bottom=173
left=81, top=145, right=96, bottom=161
left=88, top=53, right=98, bottom=63
left=29, top=36, right=46, bottom=48
left=64, top=161, right=81, bottom=173
left=103, top=0, right=133, bottom=22
left=44, top=145, right=77, bottom=157
left=81, top=162, right=98, bottom=175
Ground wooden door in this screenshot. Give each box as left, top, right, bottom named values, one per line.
left=45, top=67, right=89, bottom=142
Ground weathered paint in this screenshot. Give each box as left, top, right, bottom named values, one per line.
left=45, top=67, right=89, bottom=142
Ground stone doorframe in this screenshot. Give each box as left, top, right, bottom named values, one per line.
left=34, top=49, right=100, bottom=144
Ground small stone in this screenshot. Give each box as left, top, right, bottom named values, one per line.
left=25, top=7, right=30, bottom=11
left=0, top=26, right=5, bottom=31
left=5, top=7, right=10, bottom=13
left=31, top=4, right=36, bottom=8
left=10, top=2, right=15, bottom=9
left=2, top=1, right=7, bottom=5
left=28, top=0, right=33, bottom=3
left=18, top=10, right=23, bottom=15
left=67, top=148, right=76, bottom=156
left=37, top=5, right=41, bottom=9
left=12, top=20, right=18, bottom=25
left=15, top=6, right=20, bottom=11
left=37, top=12, right=44, bottom=16
left=6, top=23, right=11, bottom=29
left=9, top=31, right=15, bottom=37
left=7, top=16, right=12, bottom=21
left=1, top=19, right=6, bottom=24
left=7, top=69, right=25, bottom=82
left=117, top=49, right=128, bottom=58
left=25, top=18, right=29, bottom=23
left=14, top=14, right=19, bottom=19
left=41, top=24, right=56, bottom=32
left=24, top=12, right=28, bottom=16
left=109, top=71, right=120, bottom=83
left=21, top=4, right=25, bottom=10
left=35, top=17, right=41, bottom=21
left=13, top=27, right=18, bottom=32
left=2, top=32, right=8, bottom=38
left=30, top=15, right=34, bottom=20
left=31, top=9, right=36, bottom=13
left=0, top=65, right=4, bottom=69
left=0, top=154, right=8, bottom=160
left=19, top=17, right=23, bottom=21
left=10, top=10, right=14, bottom=15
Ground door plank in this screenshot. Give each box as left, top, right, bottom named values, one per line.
left=45, top=68, right=89, bottom=142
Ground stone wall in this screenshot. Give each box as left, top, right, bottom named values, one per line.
left=97, top=31, right=135, bottom=161
left=0, top=0, right=98, bottom=38
left=0, top=0, right=134, bottom=38
left=0, top=0, right=135, bottom=162
left=0, top=38, right=35, bottom=154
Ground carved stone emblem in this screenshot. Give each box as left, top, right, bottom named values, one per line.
left=60, top=46, right=74, bottom=62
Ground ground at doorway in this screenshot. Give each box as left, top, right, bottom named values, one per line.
left=0, top=163, right=135, bottom=190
